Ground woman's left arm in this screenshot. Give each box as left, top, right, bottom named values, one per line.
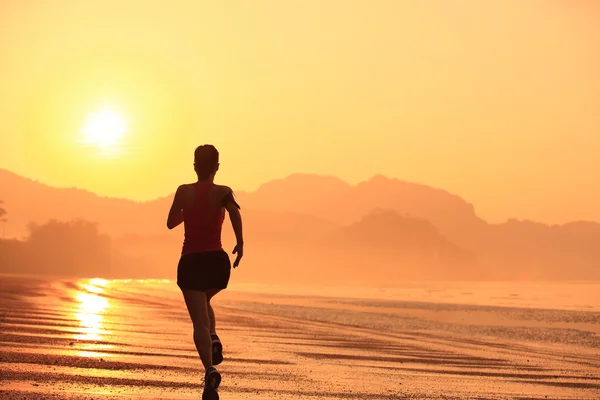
left=167, top=186, right=184, bottom=229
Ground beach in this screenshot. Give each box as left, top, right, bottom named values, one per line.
left=0, top=275, right=599, bottom=400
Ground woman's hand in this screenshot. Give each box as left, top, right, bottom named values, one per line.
left=232, top=243, right=243, bottom=268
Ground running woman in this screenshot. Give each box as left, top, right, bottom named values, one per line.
left=166, top=144, right=244, bottom=400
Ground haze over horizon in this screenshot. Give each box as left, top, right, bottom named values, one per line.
left=3, top=167, right=599, bottom=227
left=2, top=1, right=600, bottom=225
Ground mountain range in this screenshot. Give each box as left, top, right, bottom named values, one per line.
left=1, top=168, right=599, bottom=282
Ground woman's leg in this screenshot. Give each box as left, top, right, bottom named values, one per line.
left=207, top=303, right=216, bottom=333
left=206, top=288, right=222, bottom=334
left=181, top=289, right=212, bottom=369
left=205, top=288, right=224, bottom=365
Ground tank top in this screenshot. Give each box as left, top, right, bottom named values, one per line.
left=181, top=182, right=225, bottom=255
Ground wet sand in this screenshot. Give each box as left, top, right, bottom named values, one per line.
left=0, top=275, right=599, bottom=399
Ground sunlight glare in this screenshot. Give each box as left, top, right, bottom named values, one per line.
left=73, top=279, right=110, bottom=343
left=81, top=108, right=127, bottom=152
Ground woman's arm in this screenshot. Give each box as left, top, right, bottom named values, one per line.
left=166, top=186, right=184, bottom=229
left=226, top=203, right=243, bottom=246
left=222, top=188, right=244, bottom=267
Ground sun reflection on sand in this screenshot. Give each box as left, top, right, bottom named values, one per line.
left=73, top=279, right=110, bottom=344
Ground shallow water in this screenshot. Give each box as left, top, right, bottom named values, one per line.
left=231, top=280, right=600, bottom=311
left=0, top=274, right=599, bottom=399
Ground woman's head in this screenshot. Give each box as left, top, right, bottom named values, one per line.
left=194, top=144, right=220, bottom=180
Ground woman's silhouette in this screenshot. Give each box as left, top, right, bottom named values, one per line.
left=167, top=144, right=244, bottom=400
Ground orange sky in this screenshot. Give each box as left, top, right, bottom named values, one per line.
left=1, top=0, right=599, bottom=224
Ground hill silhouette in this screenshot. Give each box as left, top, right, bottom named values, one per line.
left=236, top=174, right=486, bottom=238
left=320, top=209, right=479, bottom=281
left=0, top=169, right=167, bottom=238
left=0, top=168, right=336, bottom=240
left=480, top=219, right=600, bottom=280
left=1, top=168, right=599, bottom=281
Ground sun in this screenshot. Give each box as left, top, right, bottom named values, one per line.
left=81, top=108, right=127, bottom=152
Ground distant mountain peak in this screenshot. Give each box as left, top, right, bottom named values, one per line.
left=256, top=173, right=349, bottom=188
left=365, top=174, right=393, bottom=183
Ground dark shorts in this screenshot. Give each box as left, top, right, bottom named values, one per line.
left=177, top=251, right=231, bottom=291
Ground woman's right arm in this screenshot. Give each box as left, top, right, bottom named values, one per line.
left=166, top=185, right=185, bottom=230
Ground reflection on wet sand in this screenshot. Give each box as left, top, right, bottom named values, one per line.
left=73, top=278, right=110, bottom=345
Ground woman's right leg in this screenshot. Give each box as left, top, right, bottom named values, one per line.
left=181, top=289, right=213, bottom=369
left=206, top=288, right=222, bottom=334
left=206, top=288, right=223, bottom=365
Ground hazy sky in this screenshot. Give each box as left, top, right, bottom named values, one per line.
left=1, top=0, right=599, bottom=224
